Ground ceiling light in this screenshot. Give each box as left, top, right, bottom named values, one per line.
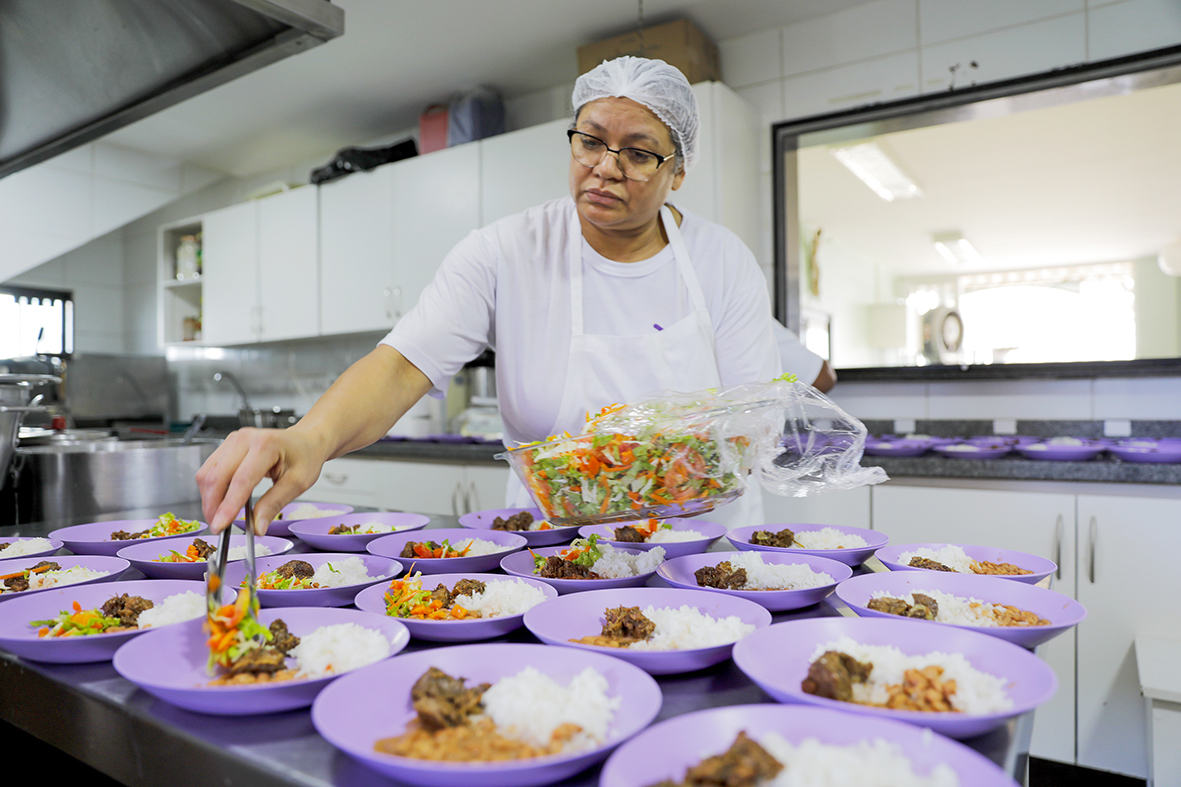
left=830, top=142, right=923, bottom=202
left=932, top=232, right=983, bottom=265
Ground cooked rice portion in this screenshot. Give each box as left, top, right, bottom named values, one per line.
left=624, top=604, right=756, bottom=650
left=760, top=733, right=960, bottom=787
left=898, top=545, right=977, bottom=573
left=790, top=527, right=868, bottom=550
left=480, top=665, right=619, bottom=752
left=591, top=544, right=665, bottom=578
left=136, top=591, right=205, bottom=627
left=310, top=556, right=376, bottom=587
left=452, top=579, right=548, bottom=618
left=282, top=503, right=349, bottom=520
left=869, top=589, right=1050, bottom=627
left=26, top=566, right=110, bottom=591
left=0, top=538, right=55, bottom=558
left=716, top=551, right=834, bottom=590
left=289, top=622, right=392, bottom=676
left=646, top=527, right=706, bottom=543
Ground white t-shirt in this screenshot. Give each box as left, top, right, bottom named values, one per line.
left=772, top=320, right=824, bottom=385
left=382, top=196, right=780, bottom=445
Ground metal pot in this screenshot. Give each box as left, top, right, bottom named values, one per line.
left=1, top=374, right=59, bottom=491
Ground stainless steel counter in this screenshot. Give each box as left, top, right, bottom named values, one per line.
left=0, top=503, right=1036, bottom=786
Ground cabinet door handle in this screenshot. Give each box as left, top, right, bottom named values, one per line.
left=451, top=482, right=461, bottom=517
left=383, top=288, right=393, bottom=320
left=466, top=480, right=478, bottom=515
left=1088, top=515, right=1097, bottom=584
left=1053, top=514, right=1063, bottom=581
left=323, top=472, right=347, bottom=485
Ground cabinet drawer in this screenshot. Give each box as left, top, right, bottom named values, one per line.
left=301, top=457, right=379, bottom=505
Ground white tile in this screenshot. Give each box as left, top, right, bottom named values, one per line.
left=94, top=143, right=183, bottom=191
left=1093, top=376, right=1181, bottom=419
left=124, top=281, right=160, bottom=353
left=719, top=29, right=781, bottom=89
left=1088, top=0, right=1181, bottom=61
left=0, top=232, right=87, bottom=285
left=782, top=0, right=918, bottom=76
left=919, top=0, right=1084, bottom=45
left=0, top=165, right=92, bottom=235
left=71, top=283, right=125, bottom=336
left=782, top=52, right=921, bottom=120
left=61, top=234, right=124, bottom=287
left=92, top=179, right=179, bottom=238
left=829, top=381, right=929, bottom=419
left=920, top=15, right=1087, bottom=92
left=925, top=378, right=1093, bottom=419
left=73, top=330, right=126, bottom=354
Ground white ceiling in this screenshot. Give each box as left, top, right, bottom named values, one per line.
left=103, top=0, right=868, bottom=177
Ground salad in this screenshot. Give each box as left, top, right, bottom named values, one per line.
left=205, top=587, right=271, bottom=673
left=382, top=572, right=475, bottom=620
left=533, top=534, right=603, bottom=573
left=400, top=539, right=473, bottom=560
left=32, top=600, right=127, bottom=637
left=111, top=512, right=202, bottom=540
left=157, top=539, right=216, bottom=563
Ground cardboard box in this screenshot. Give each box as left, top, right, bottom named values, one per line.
left=577, top=19, right=721, bottom=84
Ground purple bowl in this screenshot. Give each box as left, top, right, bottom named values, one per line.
left=0, top=579, right=210, bottom=663
left=876, top=543, right=1056, bottom=585
left=864, top=438, right=932, bottom=457
left=656, top=551, right=851, bottom=611
left=0, top=536, right=63, bottom=561
left=522, top=586, right=771, bottom=674
left=367, top=528, right=527, bottom=573
left=288, top=512, right=431, bottom=552
left=48, top=518, right=208, bottom=557
left=117, top=535, right=294, bottom=580
left=353, top=572, right=557, bottom=642
left=234, top=501, right=355, bottom=537
left=0, top=554, right=129, bottom=602
left=499, top=544, right=662, bottom=594
left=576, top=518, right=727, bottom=559
left=1109, top=443, right=1181, bottom=464
left=932, top=443, right=1011, bottom=460
left=600, top=703, right=1018, bottom=787
left=112, top=606, right=410, bottom=715
left=310, top=642, right=662, bottom=787
left=457, top=507, right=580, bottom=547
left=727, top=523, right=887, bottom=567
left=835, top=570, right=1086, bottom=648
left=222, top=552, right=402, bottom=607
left=731, top=616, right=1057, bottom=739
left=1016, top=441, right=1105, bottom=461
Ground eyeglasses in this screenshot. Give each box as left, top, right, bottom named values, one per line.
left=567, top=129, right=672, bottom=182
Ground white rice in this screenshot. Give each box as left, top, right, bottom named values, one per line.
left=479, top=666, right=618, bottom=751
left=349, top=520, right=397, bottom=533
left=310, top=556, right=375, bottom=587
left=646, top=527, right=705, bottom=543
left=760, top=733, right=960, bottom=787
left=227, top=543, right=274, bottom=560
left=0, top=538, right=54, bottom=558
left=137, top=591, right=205, bottom=628
left=454, top=537, right=511, bottom=557
left=719, top=551, right=833, bottom=590
left=284, top=503, right=349, bottom=520
left=25, top=566, right=110, bottom=591
left=869, top=589, right=1046, bottom=628
left=626, top=604, right=755, bottom=650
left=591, top=544, right=665, bottom=578
left=897, top=545, right=976, bottom=573
left=790, top=527, right=868, bottom=550
left=809, top=636, right=1013, bottom=715
left=289, top=622, right=392, bottom=677
left=452, top=579, right=548, bottom=617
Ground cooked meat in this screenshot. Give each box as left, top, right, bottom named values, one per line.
left=908, top=556, right=955, bottom=572
left=612, top=525, right=647, bottom=542
left=536, top=555, right=601, bottom=580
left=410, top=666, right=489, bottom=731
left=224, top=647, right=288, bottom=676
left=276, top=560, right=315, bottom=580
left=400, top=541, right=440, bottom=559
left=668, top=731, right=783, bottom=787
left=750, top=528, right=796, bottom=548
left=801, top=650, right=873, bottom=702
left=600, top=606, right=656, bottom=642
left=867, top=594, right=938, bottom=620
left=866, top=596, right=912, bottom=616
left=429, top=583, right=453, bottom=608
left=492, top=511, right=534, bottom=531
left=694, top=561, right=748, bottom=590
left=4, top=561, right=61, bottom=593
left=101, top=594, right=154, bottom=626
left=190, top=538, right=216, bottom=559
left=910, top=593, right=939, bottom=619
left=328, top=523, right=359, bottom=534
left=268, top=619, right=300, bottom=654
left=0, top=542, right=11, bottom=553
left=109, top=529, right=146, bottom=540
left=451, top=579, right=486, bottom=598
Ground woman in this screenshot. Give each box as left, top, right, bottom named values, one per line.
left=197, top=56, right=781, bottom=534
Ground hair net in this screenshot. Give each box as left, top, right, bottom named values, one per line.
left=572, top=56, right=699, bottom=173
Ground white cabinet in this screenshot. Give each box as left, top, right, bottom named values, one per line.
left=372, top=460, right=510, bottom=517
left=200, top=201, right=258, bottom=346
left=1076, top=494, right=1181, bottom=779
left=257, top=187, right=319, bottom=341
left=763, top=486, right=871, bottom=529
left=479, top=118, right=571, bottom=224
left=871, top=483, right=1077, bottom=765
left=299, top=456, right=381, bottom=507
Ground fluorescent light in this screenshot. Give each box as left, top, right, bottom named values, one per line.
left=933, top=232, right=983, bottom=265
left=830, top=142, right=922, bottom=202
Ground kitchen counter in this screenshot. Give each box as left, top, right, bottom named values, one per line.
left=0, top=503, right=1036, bottom=786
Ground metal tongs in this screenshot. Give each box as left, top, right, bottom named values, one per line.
left=205, top=495, right=260, bottom=624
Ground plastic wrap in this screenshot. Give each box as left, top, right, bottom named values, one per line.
left=498, top=376, right=887, bottom=526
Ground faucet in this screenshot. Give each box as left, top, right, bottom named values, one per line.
left=213, top=371, right=253, bottom=411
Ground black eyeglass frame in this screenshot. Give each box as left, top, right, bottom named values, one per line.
left=566, top=129, right=673, bottom=181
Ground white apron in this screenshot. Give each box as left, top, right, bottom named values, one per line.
left=505, top=205, right=762, bottom=529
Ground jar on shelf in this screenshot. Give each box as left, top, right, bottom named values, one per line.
left=176, top=234, right=201, bottom=280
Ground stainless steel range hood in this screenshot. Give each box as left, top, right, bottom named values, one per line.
left=0, top=0, right=344, bottom=179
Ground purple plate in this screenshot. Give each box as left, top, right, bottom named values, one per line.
left=310, top=642, right=662, bottom=787
left=522, top=586, right=771, bottom=674
left=576, top=518, right=727, bottom=559
left=835, top=570, right=1086, bottom=648
left=500, top=544, right=662, bottom=594
left=288, top=512, right=431, bottom=552
left=457, top=507, right=580, bottom=547
left=932, top=443, right=1011, bottom=460
left=0, top=554, right=129, bottom=602
left=48, top=517, right=208, bottom=556
left=222, top=553, right=402, bottom=607
left=864, top=438, right=932, bottom=457
left=1109, top=443, right=1181, bottom=464
left=727, top=523, right=887, bottom=567
left=112, top=606, right=410, bottom=715
left=600, top=704, right=1018, bottom=787
left=354, top=572, right=557, bottom=642
left=1016, top=441, right=1105, bottom=461
left=731, top=616, right=1057, bottom=739
left=0, top=536, right=63, bottom=561
left=234, top=501, right=355, bottom=537
left=656, top=551, right=851, bottom=611
left=0, top=579, right=210, bottom=663
left=117, top=535, right=294, bottom=580
left=876, top=543, right=1056, bottom=585
left=367, top=528, right=527, bottom=573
